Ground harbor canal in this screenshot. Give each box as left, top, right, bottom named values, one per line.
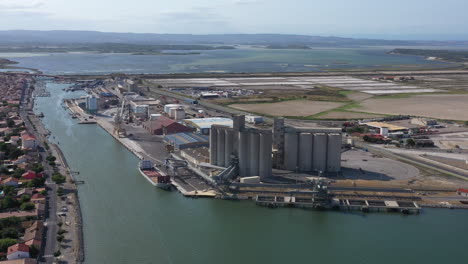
left=35, top=82, right=468, bottom=264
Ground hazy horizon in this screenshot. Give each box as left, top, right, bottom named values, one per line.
left=1, top=0, right=468, bottom=41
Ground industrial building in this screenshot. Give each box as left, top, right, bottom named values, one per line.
left=411, top=118, right=437, bottom=127
left=184, top=117, right=233, bottom=135
left=130, top=101, right=149, bottom=119
left=272, top=118, right=342, bottom=174
left=210, top=115, right=273, bottom=180
left=164, top=132, right=209, bottom=150
left=143, top=116, right=193, bottom=135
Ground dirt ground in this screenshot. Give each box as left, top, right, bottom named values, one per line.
left=353, top=94, right=468, bottom=120
left=318, top=111, right=385, bottom=119
left=229, top=100, right=344, bottom=116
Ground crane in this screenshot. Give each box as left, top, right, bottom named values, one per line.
left=114, top=96, right=128, bottom=137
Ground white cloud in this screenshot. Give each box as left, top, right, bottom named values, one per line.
left=0, top=0, right=44, bottom=9
left=232, top=0, right=263, bottom=5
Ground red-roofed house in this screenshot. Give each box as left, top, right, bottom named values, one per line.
left=7, top=243, right=29, bottom=260
left=21, top=134, right=37, bottom=150
left=21, top=171, right=43, bottom=180
left=9, top=136, right=20, bottom=146
left=22, top=221, right=44, bottom=249
left=0, top=127, right=12, bottom=136
left=0, top=258, right=37, bottom=264
left=143, top=116, right=193, bottom=135
left=30, top=193, right=45, bottom=204
left=457, top=188, right=468, bottom=197
left=1, top=177, right=19, bottom=187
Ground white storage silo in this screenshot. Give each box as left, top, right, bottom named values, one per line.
left=174, top=108, right=185, bottom=121
left=150, top=114, right=162, bottom=121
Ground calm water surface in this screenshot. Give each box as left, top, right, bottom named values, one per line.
left=34, top=82, right=468, bottom=264
left=5, top=47, right=453, bottom=75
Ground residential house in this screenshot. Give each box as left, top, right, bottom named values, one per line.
left=6, top=244, right=29, bottom=260
left=457, top=188, right=468, bottom=197
left=0, top=258, right=37, bottom=264
left=21, top=134, right=37, bottom=150
left=22, top=221, right=43, bottom=249
left=16, top=188, right=34, bottom=198
left=0, top=127, right=12, bottom=137
left=21, top=171, right=43, bottom=180
left=9, top=136, right=20, bottom=146
left=30, top=194, right=45, bottom=204
left=1, top=177, right=19, bottom=187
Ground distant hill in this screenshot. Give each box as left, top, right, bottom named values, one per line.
left=1, top=30, right=466, bottom=47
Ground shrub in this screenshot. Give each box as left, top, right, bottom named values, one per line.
left=20, top=202, right=36, bottom=211
left=52, top=173, right=66, bottom=184
left=0, top=238, right=17, bottom=252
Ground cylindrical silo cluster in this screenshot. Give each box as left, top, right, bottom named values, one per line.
left=283, top=131, right=342, bottom=174
left=210, top=121, right=272, bottom=180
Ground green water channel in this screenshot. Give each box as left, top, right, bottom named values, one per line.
left=34, top=82, right=468, bottom=264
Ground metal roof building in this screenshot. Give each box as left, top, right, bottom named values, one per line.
left=183, top=117, right=233, bottom=134
left=164, top=132, right=209, bottom=150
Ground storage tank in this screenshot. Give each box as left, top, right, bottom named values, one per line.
left=312, top=133, right=328, bottom=172
left=249, top=132, right=260, bottom=176
left=380, top=127, right=389, bottom=137
left=259, top=132, right=273, bottom=179
left=327, top=133, right=342, bottom=173
left=164, top=104, right=182, bottom=113
left=216, top=128, right=226, bottom=167
left=298, top=133, right=313, bottom=172
left=168, top=107, right=178, bottom=118
left=209, top=128, right=218, bottom=165
left=238, top=131, right=250, bottom=177
left=224, top=130, right=234, bottom=166
left=150, top=114, right=162, bottom=121
left=174, top=108, right=185, bottom=121
left=284, top=132, right=299, bottom=171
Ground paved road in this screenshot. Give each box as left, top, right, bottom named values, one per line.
left=20, top=82, right=58, bottom=264
left=357, top=142, right=468, bottom=180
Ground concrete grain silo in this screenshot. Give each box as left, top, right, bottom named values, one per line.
left=298, top=133, right=313, bottom=172
left=259, top=132, right=273, bottom=178
left=224, top=130, right=234, bottom=165
left=249, top=133, right=260, bottom=176
left=284, top=132, right=299, bottom=171
left=238, top=131, right=250, bottom=177
left=326, top=133, right=342, bottom=172
left=216, top=128, right=226, bottom=167
left=209, top=128, right=218, bottom=165
left=312, top=133, right=328, bottom=172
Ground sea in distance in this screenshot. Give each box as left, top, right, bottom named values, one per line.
left=0, top=46, right=455, bottom=75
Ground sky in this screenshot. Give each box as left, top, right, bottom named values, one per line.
left=1, top=0, right=468, bottom=40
